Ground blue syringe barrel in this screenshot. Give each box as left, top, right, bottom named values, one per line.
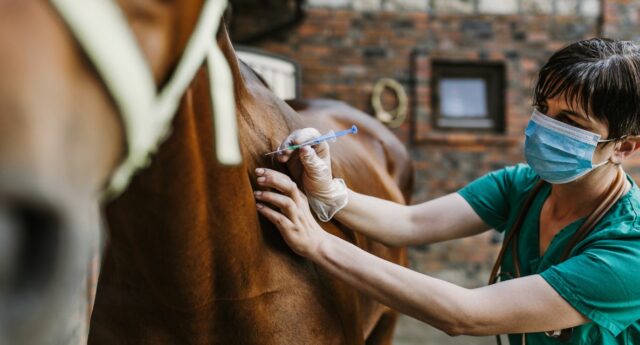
left=265, top=125, right=358, bottom=156
left=334, top=125, right=358, bottom=137
left=299, top=125, right=358, bottom=147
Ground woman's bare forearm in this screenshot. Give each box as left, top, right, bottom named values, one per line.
left=334, top=190, right=490, bottom=247
left=313, top=232, right=471, bottom=334
left=311, top=233, right=588, bottom=336
left=333, top=190, right=414, bottom=246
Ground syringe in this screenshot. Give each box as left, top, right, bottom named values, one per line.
left=264, top=125, right=358, bottom=156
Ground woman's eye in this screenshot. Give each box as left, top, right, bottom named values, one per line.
left=562, top=117, right=584, bottom=129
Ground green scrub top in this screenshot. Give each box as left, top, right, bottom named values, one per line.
left=458, top=164, right=640, bottom=345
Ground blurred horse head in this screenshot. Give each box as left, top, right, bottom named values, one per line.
left=0, top=0, right=236, bottom=342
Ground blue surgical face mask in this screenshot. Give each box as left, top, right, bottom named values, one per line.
left=524, top=109, right=615, bottom=184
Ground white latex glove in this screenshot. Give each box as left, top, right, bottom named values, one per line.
left=277, top=128, right=348, bottom=222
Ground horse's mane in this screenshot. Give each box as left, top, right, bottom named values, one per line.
left=237, top=59, right=272, bottom=90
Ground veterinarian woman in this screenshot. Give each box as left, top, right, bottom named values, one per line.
left=253, top=38, right=640, bottom=344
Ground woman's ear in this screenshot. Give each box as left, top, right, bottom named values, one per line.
left=611, top=137, right=640, bottom=164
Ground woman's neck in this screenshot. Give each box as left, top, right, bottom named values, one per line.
left=546, top=164, right=623, bottom=220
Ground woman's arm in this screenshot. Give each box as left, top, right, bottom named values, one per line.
left=254, top=168, right=589, bottom=336
left=314, top=232, right=588, bottom=336
left=275, top=128, right=489, bottom=247
left=335, top=190, right=490, bottom=246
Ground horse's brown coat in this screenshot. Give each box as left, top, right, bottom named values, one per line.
left=88, top=14, right=411, bottom=345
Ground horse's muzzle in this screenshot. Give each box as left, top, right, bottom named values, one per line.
left=0, top=176, right=93, bottom=344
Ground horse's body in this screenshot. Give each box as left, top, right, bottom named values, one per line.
left=89, top=24, right=411, bottom=344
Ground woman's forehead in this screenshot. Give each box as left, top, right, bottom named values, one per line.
left=544, top=95, right=610, bottom=130
left=547, top=94, right=595, bottom=115
left=545, top=97, right=585, bottom=114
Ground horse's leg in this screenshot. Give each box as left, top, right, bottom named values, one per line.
left=365, top=309, right=399, bottom=345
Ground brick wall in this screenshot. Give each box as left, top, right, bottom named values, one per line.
left=250, top=0, right=604, bottom=203
left=603, top=0, right=640, bottom=41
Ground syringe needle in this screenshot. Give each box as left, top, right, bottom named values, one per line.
left=264, top=149, right=286, bottom=156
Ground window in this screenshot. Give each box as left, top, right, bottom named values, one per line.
left=431, top=61, right=505, bottom=132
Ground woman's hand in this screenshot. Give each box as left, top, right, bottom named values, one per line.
left=276, top=128, right=348, bottom=222
left=254, top=168, right=329, bottom=259
left=277, top=128, right=334, bottom=196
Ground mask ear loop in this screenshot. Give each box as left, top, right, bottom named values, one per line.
left=596, top=135, right=629, bottom=166
left=597, top=134, right=628, bottom=144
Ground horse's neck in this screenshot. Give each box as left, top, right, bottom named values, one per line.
left=98, top=30, right=311, bottom=322
left=104, top=26, right=302, bottom=260
left=216, top=25, right=303, bottom=172
left=100, top=62, right=282, bottom=308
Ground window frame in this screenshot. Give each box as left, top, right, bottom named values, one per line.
left=430, top=60, right=506, bottom=133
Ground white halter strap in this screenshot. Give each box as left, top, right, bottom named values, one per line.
left=48, top=0, right=241, bottom=200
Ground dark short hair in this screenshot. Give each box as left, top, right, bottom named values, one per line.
left=533, top=38, right=640, bottom=139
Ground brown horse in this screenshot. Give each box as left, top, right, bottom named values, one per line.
left=90, top=27, right=411, bottom=343
left=1, top=0, right=411, bottom=344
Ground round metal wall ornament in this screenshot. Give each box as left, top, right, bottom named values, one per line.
left=371, top=78, right=408, bottom=128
